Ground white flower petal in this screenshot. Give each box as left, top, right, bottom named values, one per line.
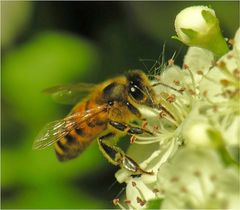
left=156, top=148, right=239, bottom=209
left=184, top=46, right=214, bottom=83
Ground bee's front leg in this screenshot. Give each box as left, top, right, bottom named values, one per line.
left=97, top=135, right=153, bottom=175
left=109, top=120, right=154, bottom=136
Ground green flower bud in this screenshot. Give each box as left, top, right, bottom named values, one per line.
left=174, top=6, right=229, bottom=57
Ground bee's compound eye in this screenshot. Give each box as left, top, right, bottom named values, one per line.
left=129, top=83, right=144, bottom=101
left=108, top=100, right=114, bottom=106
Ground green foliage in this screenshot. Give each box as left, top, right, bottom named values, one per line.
left=2, top=32, right=99, bottom=127
left=1, top=32, right=109, bottom=209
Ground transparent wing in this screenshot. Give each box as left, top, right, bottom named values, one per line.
left=33, top=105, right=108, bottom=150
left=43, top=83, right=96, bottom=104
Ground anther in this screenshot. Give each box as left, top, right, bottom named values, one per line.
left=153, top=125, right=159, bottom=132
left=112, top=198, right=119, bottom=206
left=233, top=68, right=240, bottom=78
left=159, top=111, right=167, bottom=118
left=179, top=87, right=186, bottom=93
left=141, top=121, right=148, bottom=129
left=173, top=80, right=180, bottom=86
left=212, top=105, right=218, bottom=112
left=227, top=53, right=234, bottom=59
left=197, top=70, right=204, bottom=75
left=193, top=170, right=201, bottom=177
left=210, top=174, right=217, bottom=181
left=188, top=89, right=196, bottom=95
left=180, top=186, right=188, bottom=193
left=155, top=75, right=161, bottom=81
left=158, top=188, right=165, bottom=194
left=217, top=60, right=226, bottom=69
left=124, top=199, right=131, bottom=205
left=130, top=135, right=136, bottom=144
left=170, top=176, right=179, bottom=182
left=168, top=58, right=174, bottom=66
left=220, top=79, right=230, bottom=86
left=132, top=181, right=137, bottom=187
left=183, top=64, right=189, bottom=70
left=136, top=197, right=146, bottom=206
left=228, top=38, right=234, bottom=46
left=203, top=90, right=208, bottom=97
left=166, top=94, right=176, bottom=103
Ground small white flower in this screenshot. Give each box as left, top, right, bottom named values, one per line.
left=114, top=10, right=239, bottom=209
left=115, top=47, right=215, bottom=208
left=155, top=148, right=239, bottom=209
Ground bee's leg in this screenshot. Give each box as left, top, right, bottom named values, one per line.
left=98, top=134, right=153, bottom=175
left=109, top=120, right=154, bottom=136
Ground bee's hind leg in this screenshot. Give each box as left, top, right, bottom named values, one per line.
left=98, top=133, right=153, bottom=175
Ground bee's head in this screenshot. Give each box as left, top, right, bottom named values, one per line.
left=126, top=70, right=156, bottom=107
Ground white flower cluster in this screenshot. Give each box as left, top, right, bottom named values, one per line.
left=114, top=6, right=239, bottom=209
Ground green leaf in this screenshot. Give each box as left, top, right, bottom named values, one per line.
left=2, top=32, right=99, bottom=127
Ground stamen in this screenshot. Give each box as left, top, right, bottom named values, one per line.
left=113, top=198, right=120, bottom=206
left=130, top=135, right=136, bottom=144
left=217, top=61, right=238, bottom=83
left=141, top=121, right=148, bottom=129
left=174, top=80, right=180, bottom=86
left=233, top=68, right=240, bottom=79
left=152, top=82, right=182, bottom=94
left=180, top=186, right=188, bottom=193
left=124, top=199, right=131, bottom=205
left=136, top=196, right=146, bottom=206
left=124, top=198, right=135, bottom=209
left=228, top=38, right=234, bottom=46
left=158, top=97, right=181, bottom=124
left=183, top=64, right=189, bottom=69
left=168, top=58, right=174, bottom=66
left=166, top=94, right=176, bottom=103
left=152, top=188, right=160, bottom=193
left=220, top=79, right=230, bottom=86
left=170, top=176, right=180, bottom=182
left=210, top=174, right=217, bottom=182
left=193, top=170, right=208, bottom=202
left=132, top=181, right=137, bottom=187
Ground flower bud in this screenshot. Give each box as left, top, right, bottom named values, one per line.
left=174, top=6, right=229, bottom=56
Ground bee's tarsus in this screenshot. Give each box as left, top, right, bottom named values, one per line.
left=98, top=136, right=153, bottom=175
left=109, top=120, right=153, bottom=136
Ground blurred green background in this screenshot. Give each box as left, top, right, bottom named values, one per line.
left=1, top=1, right=239, bottom=209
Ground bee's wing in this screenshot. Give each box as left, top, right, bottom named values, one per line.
left=43, top=83, right=96, bottom=104
left=33, top=105, right=107, bottom=150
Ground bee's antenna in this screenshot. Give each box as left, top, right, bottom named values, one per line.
left=151, top=82, right=182, bottom=94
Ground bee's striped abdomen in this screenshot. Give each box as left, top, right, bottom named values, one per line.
left=54, top=100, right=108, bottom=161
left=55, top=129, right=90, bottom=161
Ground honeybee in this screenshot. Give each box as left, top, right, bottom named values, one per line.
left=33, top=70, right=158, bottom=175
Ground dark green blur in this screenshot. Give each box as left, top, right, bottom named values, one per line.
left=1, top=1, right=239, bottom=209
